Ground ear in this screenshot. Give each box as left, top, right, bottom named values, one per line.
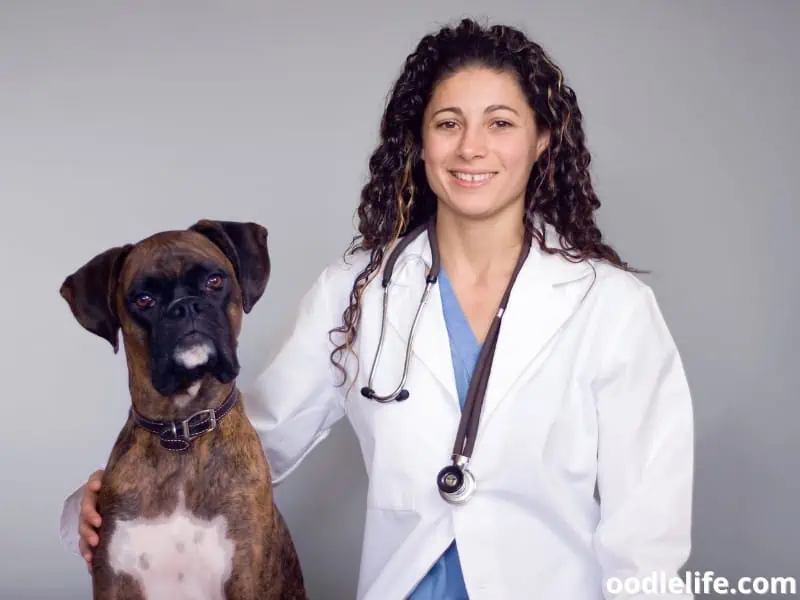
left=59, top=244, right=133, bottom=353
left=188, top=219, right=270, bottom=313
left=535, top=129, right=551, bottom=161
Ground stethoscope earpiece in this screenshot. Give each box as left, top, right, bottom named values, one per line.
left=362, top=215, right=531, bottom=506
left=360, top=386, right=410, bottom=402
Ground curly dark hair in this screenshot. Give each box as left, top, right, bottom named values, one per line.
left=328, top=17, right=634, bottom=385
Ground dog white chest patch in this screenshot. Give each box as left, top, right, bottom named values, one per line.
left=107, top=491, right=235, bottom=600
left=173, top=342, right=213, bottom=369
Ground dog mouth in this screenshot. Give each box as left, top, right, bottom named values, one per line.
left=172, top=332, right=217, bottom=369
left=149, top=328, right=239, bottom=397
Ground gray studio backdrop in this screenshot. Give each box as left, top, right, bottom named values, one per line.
left=1, top=1, right=797, bottom=599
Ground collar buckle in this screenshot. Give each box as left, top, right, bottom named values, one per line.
left=160, top=408, right=218, bottom=451
left=182, top=407, right=217, bottom=439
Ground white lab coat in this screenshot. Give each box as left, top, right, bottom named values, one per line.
left=60, top=223, right=694, bottom=600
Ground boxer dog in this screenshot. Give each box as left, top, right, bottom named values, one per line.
left=59, top=219, right=307, bottom=600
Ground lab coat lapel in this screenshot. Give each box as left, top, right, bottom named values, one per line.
left=384, top=232, right=460, bottom=408
left=480, top=231, right=596, bottom=424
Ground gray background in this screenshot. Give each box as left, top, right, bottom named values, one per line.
left=1, top=1, right=797, bottom=598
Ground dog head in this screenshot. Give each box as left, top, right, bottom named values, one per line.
left=60, top=219, right=269, bottom=397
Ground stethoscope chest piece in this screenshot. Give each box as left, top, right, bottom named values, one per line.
left=436, top=462, right=476, bottom=504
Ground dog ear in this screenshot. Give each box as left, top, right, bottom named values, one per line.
left=188, top=219, right=270, bottom=313
left=59, top=244, right=133, bottom=353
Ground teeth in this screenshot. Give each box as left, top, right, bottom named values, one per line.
left=453, top=172, right=495, bottom=182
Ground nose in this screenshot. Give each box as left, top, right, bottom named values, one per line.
left=166, top=297, right=203, bottom=320
left=457, top=124, right=488, bottom=160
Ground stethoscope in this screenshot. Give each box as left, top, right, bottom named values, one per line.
left=361, top=216, right=531, bottom=505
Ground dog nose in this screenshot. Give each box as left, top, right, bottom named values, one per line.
left=167, top=297, right=203, bottom=320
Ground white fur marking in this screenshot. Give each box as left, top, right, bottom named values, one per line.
left=107, top=491, right=235, bottom=600
left=173, top=381, right=202, bottom=409
left=174, top=343, right=213, bottom=369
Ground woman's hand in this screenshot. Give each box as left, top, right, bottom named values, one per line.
left=78, top=470, right=104, bottom=572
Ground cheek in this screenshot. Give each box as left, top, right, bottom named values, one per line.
left=422, top=133, right=453, bottom=169
left=225, top=287, right=243, bottom=336
left=423, top=159, right=442, bottom=188
left=226, top=305, right=242, bottom=336
left=497, top=140, right=538, bottom=179
left=422, top=142, right=454, bottom=194
left=120, top=319, right=149, bottom=354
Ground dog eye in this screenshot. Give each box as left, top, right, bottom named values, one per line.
left=206, top=274, right=224, bottom=290
left=134, top=294, right=155, bottom=309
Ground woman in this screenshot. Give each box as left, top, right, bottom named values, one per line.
left=62, top=18, right=694, bottom=599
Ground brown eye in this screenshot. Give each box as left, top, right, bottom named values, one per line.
left=134, top=294, right=155, bottom=309
left=206, top=274, right=224, bottom=290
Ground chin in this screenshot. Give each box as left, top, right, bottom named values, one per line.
left=441, top=191, right=524, bottom=222
left=443, top=200, right=506, bottom=222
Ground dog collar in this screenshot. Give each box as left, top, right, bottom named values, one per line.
left=130, top=385, right=238, bottom=452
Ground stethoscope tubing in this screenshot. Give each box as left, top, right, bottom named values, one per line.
left=360, top=215, right=531, bottom=504
left=363, top=280, right=434, bottom=403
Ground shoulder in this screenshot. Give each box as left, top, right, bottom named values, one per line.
left=587, top=259, right=654, bottom=309
left=534, top=224, right=655, bottom=319
left=534, top=220, right=654, bottom=314
left=297, top=247, right=374, bottom=324
left=314, top=247, right=373, bottom=300
left=580, top=259, right=678, bottom=359
left=534, top=228, right=669, bottom=349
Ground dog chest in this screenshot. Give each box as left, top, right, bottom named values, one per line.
left=106, top=492, right=235, bottom=600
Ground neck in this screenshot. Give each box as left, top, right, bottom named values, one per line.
left=434, top=206, right=525, bottom=285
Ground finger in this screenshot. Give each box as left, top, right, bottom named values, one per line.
left=79, top=540, right=93, bottom=567
left=79, top=522, right=98, bottom=546
left=79, top=523, right=99, bottom=547
left=81, top=508, right=102, bottom=529
left=87, top=475, right=102, bottom=491
left=80, top=499, right=102, bottom=528
left=88, top=511, right=102, bottom=528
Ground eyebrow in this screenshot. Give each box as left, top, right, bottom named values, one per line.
left=431, top=104, right=521, bottom=117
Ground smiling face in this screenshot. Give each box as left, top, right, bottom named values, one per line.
left=420, top=66, right=550, bottom=223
